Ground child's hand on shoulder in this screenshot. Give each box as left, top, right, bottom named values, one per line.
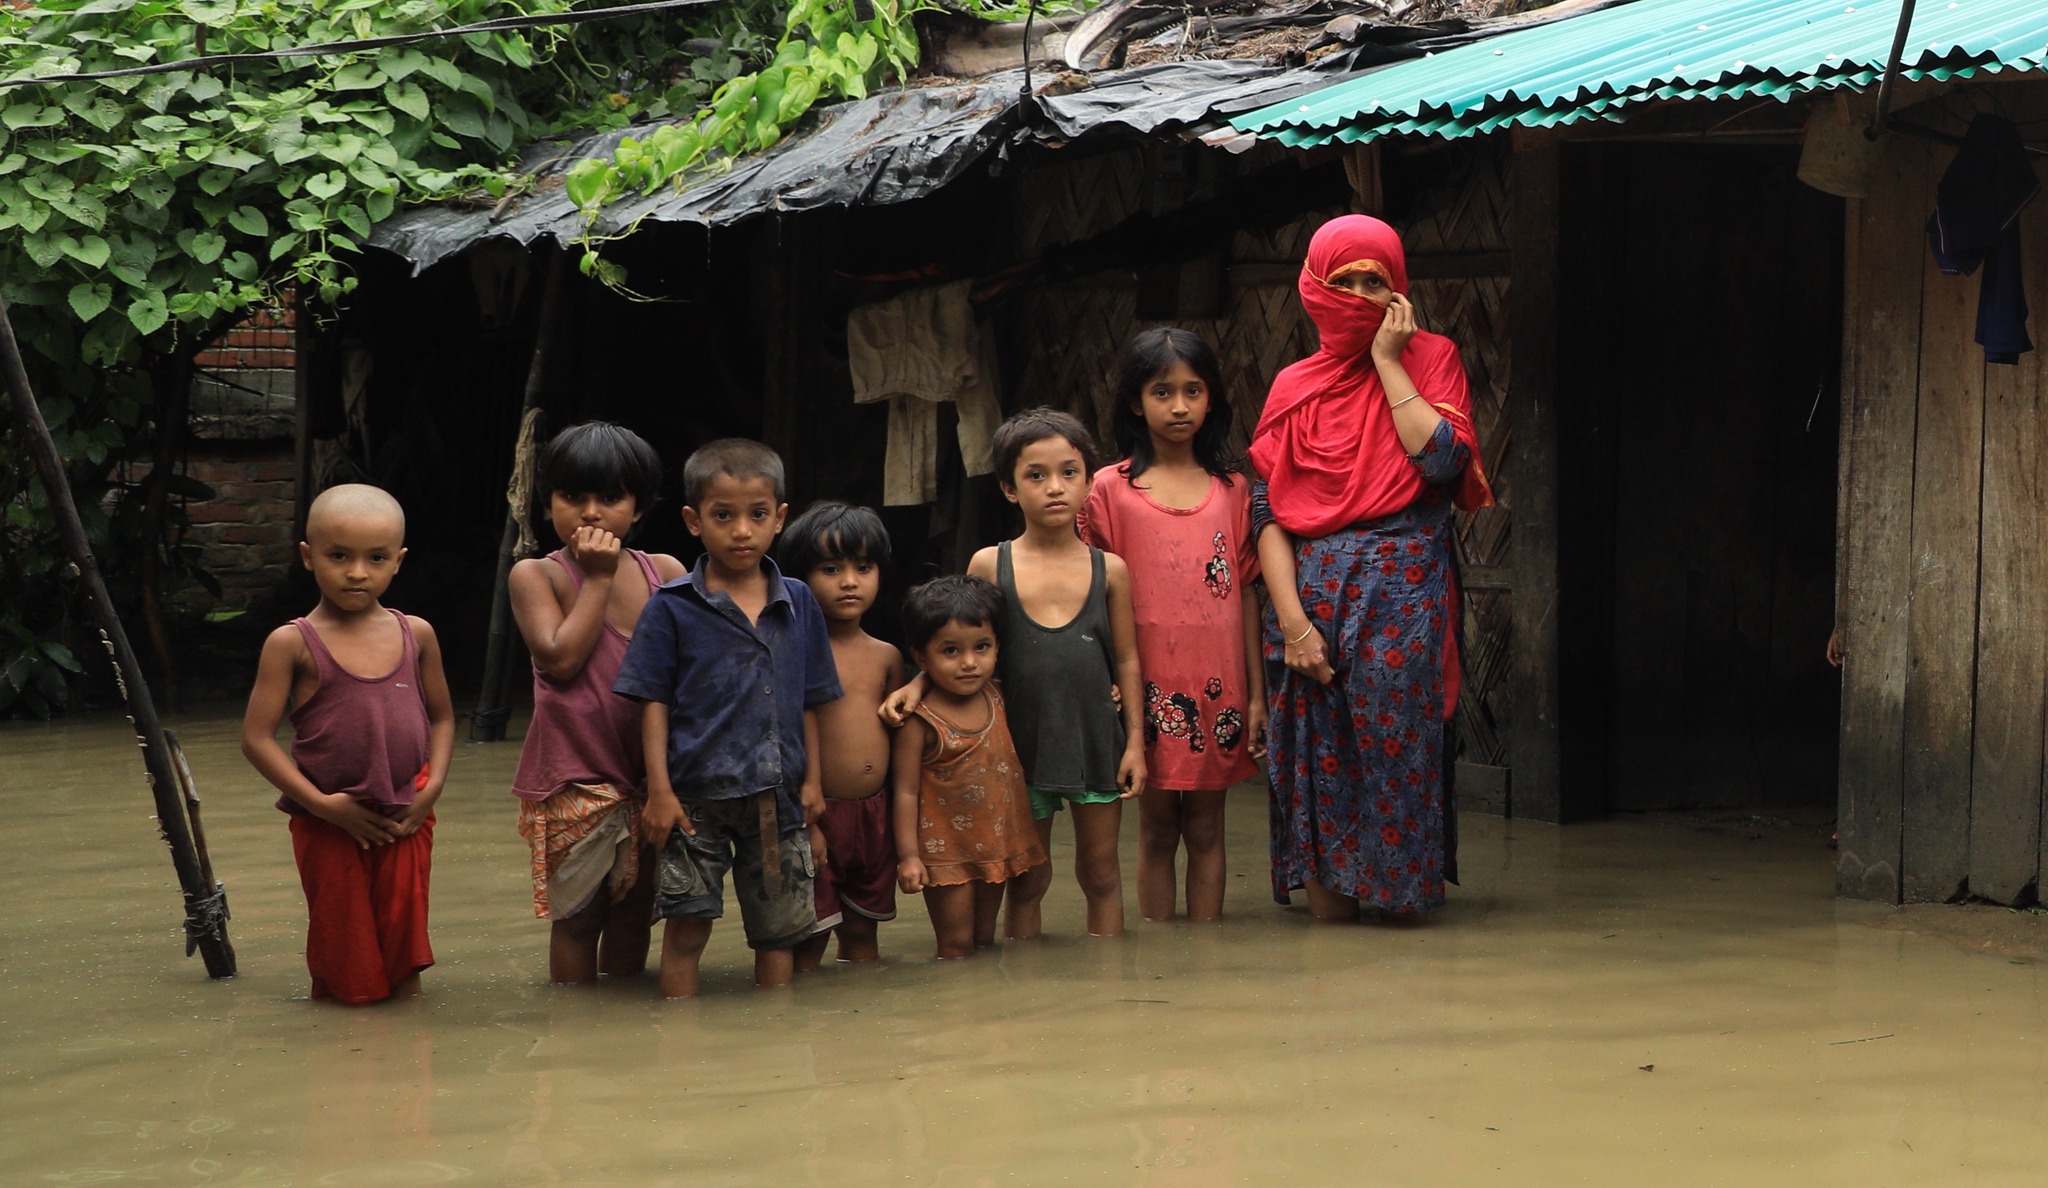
left=877, top=672, right=927, bottom=727
left=567, top=525, right=623, bottom=578
left=897, top=856, right=928, bottom=894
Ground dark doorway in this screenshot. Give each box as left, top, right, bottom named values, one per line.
left=1559, top=142, right=1844, bottom=812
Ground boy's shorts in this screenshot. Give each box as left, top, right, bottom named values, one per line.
left=1028, top=785, right=1123, bottom=821
left=653, top=792, right=816, bottom=950
left=290, top=812, right=435, bottom=1004
left=815, top=792, right=898, bottom=922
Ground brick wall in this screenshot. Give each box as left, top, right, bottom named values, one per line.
left=180, top=300, right=300, bottom=613
left=183, top=450, right=299, bottom=611
left=192, top=302, right=297, bottom=371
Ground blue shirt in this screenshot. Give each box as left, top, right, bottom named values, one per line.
left=613, top=555, right=842, bottom=831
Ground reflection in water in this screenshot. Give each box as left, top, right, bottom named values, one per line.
left=3, top=710, right=2045, bottom=1185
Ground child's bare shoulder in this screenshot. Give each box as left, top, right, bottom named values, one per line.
left=647, top=552, right=687, bottom=582
left=847, top=631, right=901, bottom=674
left=966, top=545, right=1000, bottom=580
left=509, top=553, right=562, bottom=582
left=259, top=621, right=310, bottom=659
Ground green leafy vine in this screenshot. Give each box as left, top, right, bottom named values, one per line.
left=564, top=0, right=1093, bottom=283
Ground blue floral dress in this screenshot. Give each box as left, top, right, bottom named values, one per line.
left=1254, top=419, right=1467, bottom=914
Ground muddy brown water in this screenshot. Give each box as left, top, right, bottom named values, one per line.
left=4, top=711, right=2045, bottom=1186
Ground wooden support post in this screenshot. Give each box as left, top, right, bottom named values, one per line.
left=0, top=294, right=236, bottom=977
left=1897, top=180, right=1984, bottom=903
left=757, top=214, right=814, bottom=480
left=292, top=297, right=319, bottom=542
left=1969, top=330, right=2046, bottom=904
left=1506, top=134, right=1569, bottom=822
left=470, top=247, right=572, bottom=743
left=1834, top=137, right=1928, bottom=903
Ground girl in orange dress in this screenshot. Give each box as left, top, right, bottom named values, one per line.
left=891, top=575, right=1048, bottom=959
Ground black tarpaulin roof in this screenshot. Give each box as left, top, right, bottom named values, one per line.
left=365, top=4, right=1586, bottom=273
left=367, top=59, right=1340, bottom=273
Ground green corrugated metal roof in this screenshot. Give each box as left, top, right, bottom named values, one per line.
left=1232, top=0, right=2048, bottom=146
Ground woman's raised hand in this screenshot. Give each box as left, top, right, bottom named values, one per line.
left=1371, top=292, right=1418, bottom=365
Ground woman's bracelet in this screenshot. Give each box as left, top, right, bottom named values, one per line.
left=1287, top=624, right=1316, bottom=645
left=1388, top=391, right=1424, bottom=411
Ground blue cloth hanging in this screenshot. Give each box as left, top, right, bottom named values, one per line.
left=1926, top=114, right=2040, bottom=365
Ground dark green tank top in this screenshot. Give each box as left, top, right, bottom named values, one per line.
left=996, top=541, right=1124, bottom=791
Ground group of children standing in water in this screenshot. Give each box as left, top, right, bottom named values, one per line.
left=244, top=326, right=1265, bottom=1003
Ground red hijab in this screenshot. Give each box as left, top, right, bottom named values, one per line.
left=1250, top=215, right=1492, bottom=537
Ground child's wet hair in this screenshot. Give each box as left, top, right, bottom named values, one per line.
left=682, top=438, right=786, bottom=506
left=780, top=501, right=892, bottom=578
left=989, top=407, right=1097, bottom=488
left=538, top=422, right=664, bottom=509
left=902, top=574, right=1004, bottom=651
left=1110, top=327, right=1239, bottom=485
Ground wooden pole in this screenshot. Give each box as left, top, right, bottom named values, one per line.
left=0, top=293, right=237, bottom=978
left=470, top=247, right=571, bottom=742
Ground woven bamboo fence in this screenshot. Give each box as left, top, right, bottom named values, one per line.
left=1002, top=138, right=1514, bottom=769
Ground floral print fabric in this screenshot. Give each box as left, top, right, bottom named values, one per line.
left=1078, top=468, right=1259, bottom=792
left=1256, top=421, right=1467, bottom=914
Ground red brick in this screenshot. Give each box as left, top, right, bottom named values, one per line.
left=247, top=461, right=294, bottom=483
left=185, top=503, right=245, bottom=526
left=184, top=459, right=236, bottom=482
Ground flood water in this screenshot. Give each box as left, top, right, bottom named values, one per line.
left=4, top=710, right=2046, bottom=1186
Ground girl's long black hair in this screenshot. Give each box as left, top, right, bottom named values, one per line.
left=1109, top=327, right=1238, bottom=486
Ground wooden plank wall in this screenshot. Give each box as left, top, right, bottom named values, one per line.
left=1837, top=81, right=2048, bottom=903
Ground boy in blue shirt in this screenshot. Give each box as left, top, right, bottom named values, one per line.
left=614, top=439, right=842, bottom=997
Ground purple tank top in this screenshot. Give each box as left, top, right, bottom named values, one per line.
left=281, top=608, right=431, bottom=816
left=510, top=548, right=660, bottom=802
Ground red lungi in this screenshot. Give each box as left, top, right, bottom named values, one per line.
left=289, top=813, right=435, bottom=1003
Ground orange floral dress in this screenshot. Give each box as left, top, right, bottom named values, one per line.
left=912, top=686, right=1047, bottom=886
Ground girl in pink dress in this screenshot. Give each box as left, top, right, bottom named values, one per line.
left=1079, top=329, right=1267, bottom=921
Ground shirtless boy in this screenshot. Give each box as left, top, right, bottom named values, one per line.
left=242, top=483, right=456, bottom=1004
left=781, top=501, right=904, bottom=969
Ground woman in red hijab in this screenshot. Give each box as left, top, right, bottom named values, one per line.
left=1249, top=214, right=1491, bottom=921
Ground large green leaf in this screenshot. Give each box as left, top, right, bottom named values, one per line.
left=67, top=282, right=112, bottom=323
left=384, top=80, right=429, bottom=121
left=304, top=171, right=346, bottom=200
left=1, top=105, right=63, bottom=130
left=126, top=291, right=169, bottom=335
left=61, top=235, right=111, bottom=268
left=225, top=205, right=268, bottom=236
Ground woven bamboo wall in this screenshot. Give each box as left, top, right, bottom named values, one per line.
left=1002, top=137, right=1515, bottom=771
left=1403, top=143, right=1514, bottom=769
left=1004, top=142, right=1330, bottom=459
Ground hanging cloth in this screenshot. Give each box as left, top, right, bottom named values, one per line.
left=1249, top=215, right=1491, bottom=539
left=847, top=279, right=1002, bottom=506
left=1927, top=113, right=2040, bottom=365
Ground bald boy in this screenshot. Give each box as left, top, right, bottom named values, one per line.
left=242, top=483, right=455, bottom=1004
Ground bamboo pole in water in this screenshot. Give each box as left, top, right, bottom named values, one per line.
left=0, top=294, right=237, bottom=978
left=470, top=248, right=570, bottom=742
